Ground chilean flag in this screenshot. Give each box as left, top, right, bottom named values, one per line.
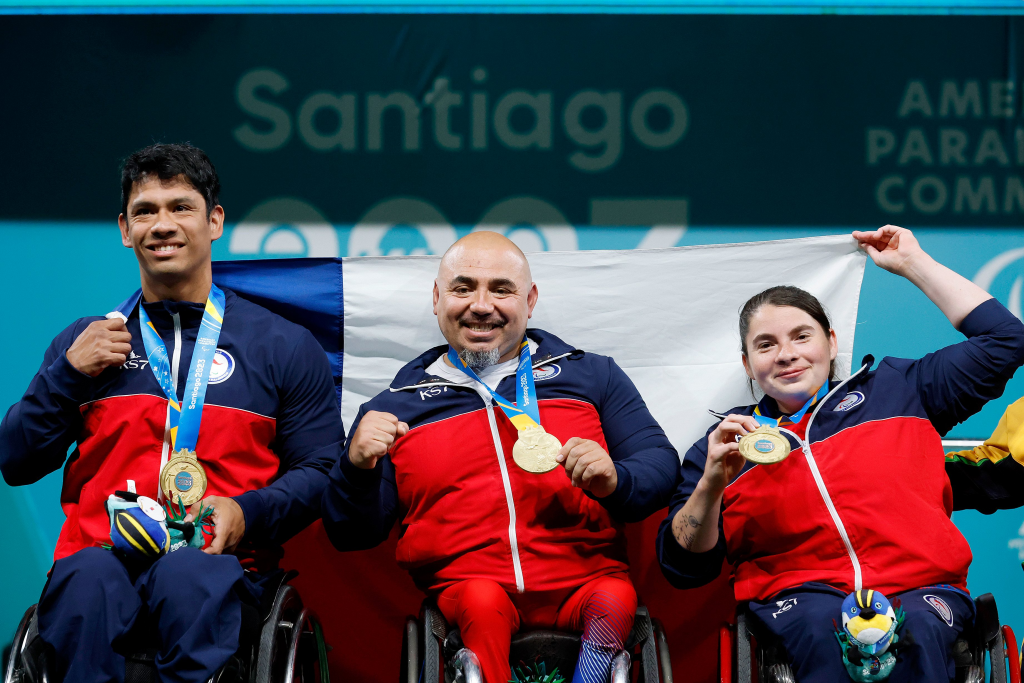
left=210, top=235, right=866, bottom=683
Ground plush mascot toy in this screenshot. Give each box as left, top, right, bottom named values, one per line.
left=164, top=495, right=215, bottom=552
left=834, top=589, right=907, bottom=682
left=106, top=487, right=215, bottom=565
left=106, top=491, right=170, bottom=562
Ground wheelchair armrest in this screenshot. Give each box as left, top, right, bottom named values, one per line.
left=974, top=593, right=1000, bottom=646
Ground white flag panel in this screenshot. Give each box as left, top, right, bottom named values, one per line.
left=342, top=235, right=867, bottom=459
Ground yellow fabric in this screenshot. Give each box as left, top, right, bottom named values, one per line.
left=205, top=298, right=224, bottom=324
left=509, top=413, right=540, bottom=430
left=947, top=396, right=1024, bottom=466
left=848, top=613, right=893, bottom=639
left=116, top=513, right=160, bottom=555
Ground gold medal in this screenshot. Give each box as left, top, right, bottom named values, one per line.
left=159, top=448, right=208, bottom=506
left=738, top=425, right=791, bottom=465
left=512, top=425, right=562, bottom=474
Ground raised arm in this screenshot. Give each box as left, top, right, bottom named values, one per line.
left=852, top=225, right=991, bottom=328
left=855, top=226, right=1024, bottom=434
left=656, top=413, right=757, bottom=588
left=321, top=405, right=405, bottom=551
left=0, top=317, right=122, bottom=486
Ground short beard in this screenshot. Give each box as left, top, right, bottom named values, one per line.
left=459, top=347, right=502, bottom=369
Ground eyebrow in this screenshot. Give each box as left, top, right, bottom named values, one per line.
left=131, top=196, right=196, bottom=211
left=448, top=275, right=477, bottom=288
left=752, top=324, right=816, bottom=345
left=447, top=276, right=518, bottom=289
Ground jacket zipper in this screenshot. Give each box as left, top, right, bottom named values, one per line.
left=482, top=394, right=526, bottom=593
left=782, top=363, right=870, bottom=591
left=157, top=313, right=183, bottom=501
left=389, top=349, right=570, bottom=590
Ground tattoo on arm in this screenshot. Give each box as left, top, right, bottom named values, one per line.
left=673, top=511, right=701, bottom=549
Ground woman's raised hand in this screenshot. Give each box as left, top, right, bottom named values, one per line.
left=702, top=414, right=759, bottom=495
left=852, top=225, right=991, bottom=328
left=852, top=225, right=925, bottom=276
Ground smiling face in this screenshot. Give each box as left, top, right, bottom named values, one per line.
left=742, top=304, right=838, bottom=414
left=118, top=175, right=223, bottom=301
left=433, top=232, right=538, bottom=365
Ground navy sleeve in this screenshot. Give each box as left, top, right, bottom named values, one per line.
left=889, top=298, right=1024, bottom=436
left=232, top=328, right=345, bottom=546
left=656, top=426, right=728, bottom=589
left=0, top=318, right=107, bottom=486
left=321, top=404, right=401, bottom=551
left=592, top=356, right=681, bottom=523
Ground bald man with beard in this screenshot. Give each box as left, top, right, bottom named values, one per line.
left=322, top=232, right=679, bottom=683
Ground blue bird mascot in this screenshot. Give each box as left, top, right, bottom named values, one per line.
left=834, top=589, right=907, bottom=682
left=105, top=487, right=214, bottom=566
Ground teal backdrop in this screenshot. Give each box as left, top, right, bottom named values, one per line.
left=4, top=224, right=1024, bottom=654
left=3, top=11, right=1024, bottom=675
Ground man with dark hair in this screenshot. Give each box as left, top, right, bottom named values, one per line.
left=0, top=143, right=343, bottom=683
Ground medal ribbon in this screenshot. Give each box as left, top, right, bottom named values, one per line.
left=754, top=381, right=829, bottom=429
left=117, top=285, right=226, bottom=451
left=446, top=335, right=541, bottom=431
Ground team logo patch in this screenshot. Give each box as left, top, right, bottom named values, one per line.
left=208, top=349, right=235, bottom=384
left=533, top=364, right=561, bottom=381
left=772, top=598, right=798, bottom=619
left=833, top=391, right=865, bottom=412
left=924, top=595, right=954, bottom=627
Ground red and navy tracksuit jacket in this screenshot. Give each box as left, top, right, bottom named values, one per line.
left=0, top=288, right=344, bottom=569
left=322, top=329, right=680, bottom=595
left=657, top=298, right=1024, bottom=602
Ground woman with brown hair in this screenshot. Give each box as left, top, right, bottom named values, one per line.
left=657, top=226, right=1024, bottom=682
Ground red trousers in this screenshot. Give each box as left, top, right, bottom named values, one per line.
left=437, top=573, right=637, bottom=683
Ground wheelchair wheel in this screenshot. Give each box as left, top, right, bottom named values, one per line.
left=254, top=584, right=328, bottom=683
left=651, top=618, right=673, bottom=683
left=400, top=617, right=419, bottom=683
left=419, top=602, right=448, bottom=683
left=3, top=605, right=36, bottom=683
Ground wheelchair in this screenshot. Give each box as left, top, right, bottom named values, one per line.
left=3, top=570, right=328, bottom=683
left=401, top=599, right=673, bottom=683
left=718, top=592, right=1020, bottom=683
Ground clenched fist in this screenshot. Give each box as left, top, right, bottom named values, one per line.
left=556, top=437, right=618, bottom=498
left=66, top=318, right=133, bottom=377
left=349, top=410, right=409, bottom=469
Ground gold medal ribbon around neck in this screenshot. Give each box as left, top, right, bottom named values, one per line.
left=446, top=338, right=562, bottom=473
